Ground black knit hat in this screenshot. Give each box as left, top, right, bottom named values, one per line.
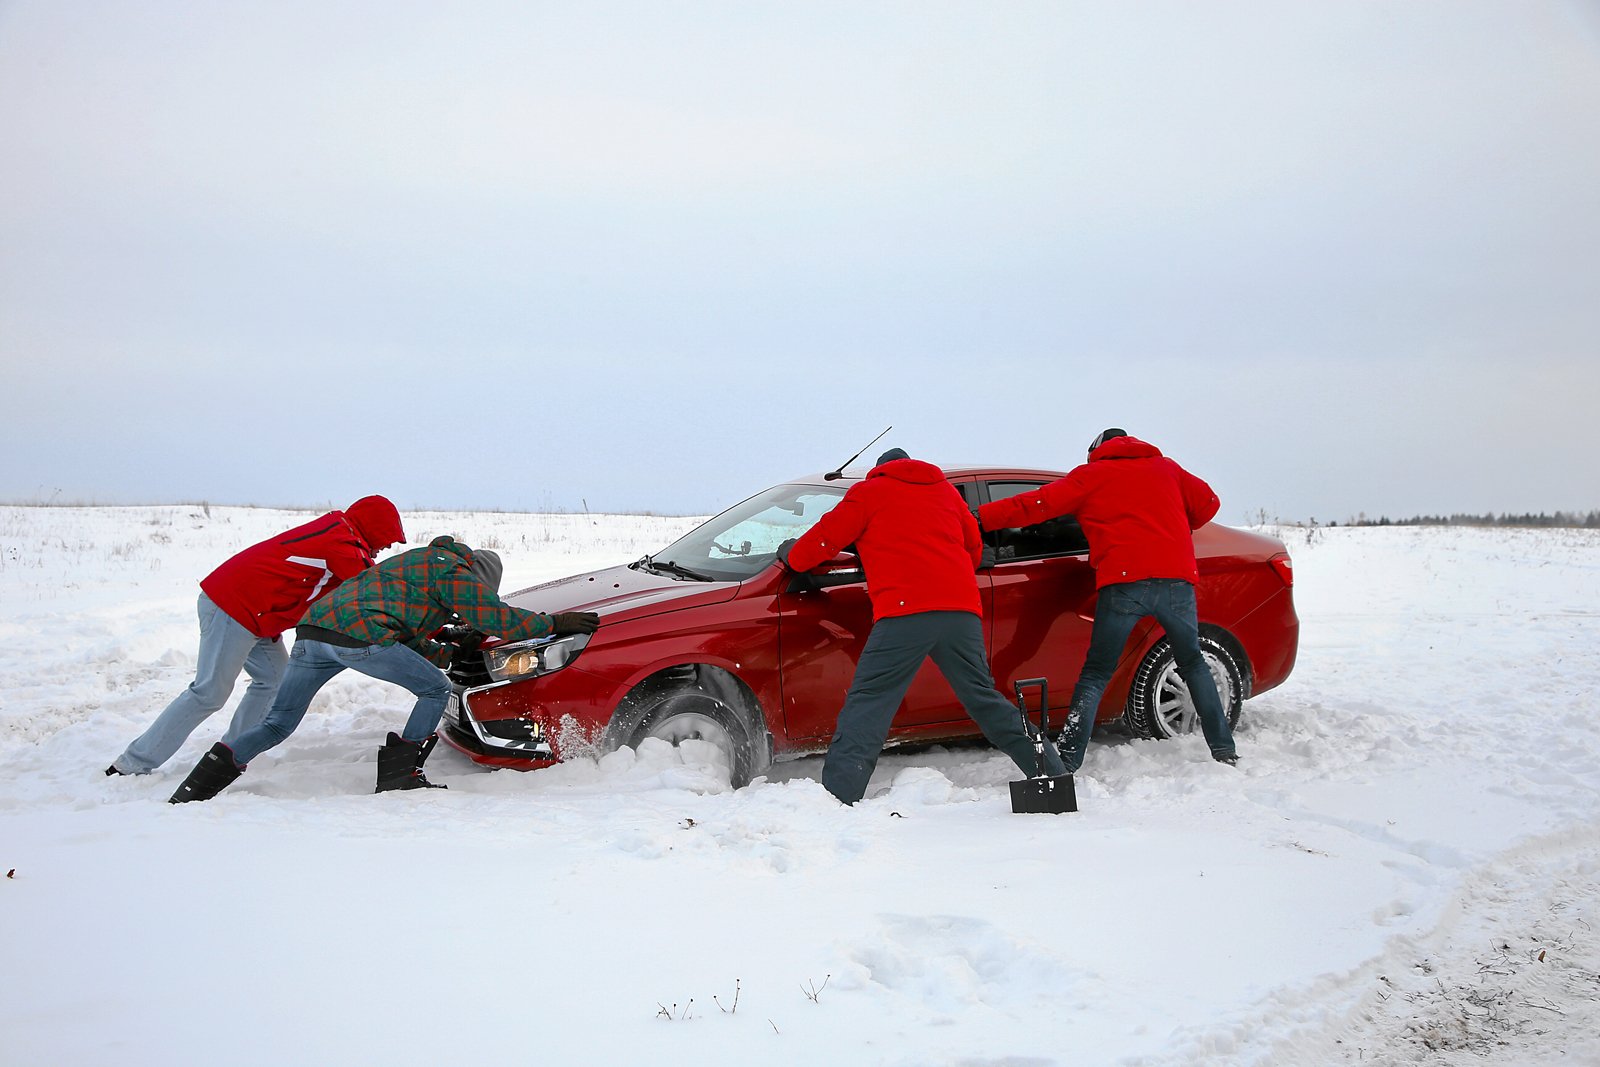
left=876, top=447, right=910, bottom=465
left=1088, top=428, right=1126, bottom=454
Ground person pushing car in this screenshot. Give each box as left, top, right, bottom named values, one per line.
left=107, top=495, right=405, bottom=776
left=781, top=447, right=1067, bottom=805
left=976, top=428, right=1238, bottom=771
left=169, top=535, right=600, bottom=802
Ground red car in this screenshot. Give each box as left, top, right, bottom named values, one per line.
left=441, top=468, right=1299, bottom=785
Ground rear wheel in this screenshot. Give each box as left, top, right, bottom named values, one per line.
left=1125, top=634, right=1244, bottom=740
left=629, top=690, right=758, bottom=787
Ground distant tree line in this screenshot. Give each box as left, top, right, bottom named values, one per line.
left=1346, top=511, right=1600, bottom=529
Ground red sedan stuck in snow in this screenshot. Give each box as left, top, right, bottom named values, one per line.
left=440, top=468, right=1299, bottom=785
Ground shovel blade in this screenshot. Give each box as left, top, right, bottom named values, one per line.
left=1009, top=773, right=1078, bottom=814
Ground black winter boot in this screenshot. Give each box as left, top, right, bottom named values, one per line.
left=375, top=732, right=447, bottom=793
left=169, top=743, right=244, bottom=804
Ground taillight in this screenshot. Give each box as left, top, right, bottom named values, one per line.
left=1269, top=554, right=1293, bottom=587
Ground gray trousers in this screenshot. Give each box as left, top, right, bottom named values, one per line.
left=821, top=610, right=1065, bottom=804
left=113, top=592, right=288, bottom=773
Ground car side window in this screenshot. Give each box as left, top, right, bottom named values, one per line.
left=985, top=481, right=1089, bottom=560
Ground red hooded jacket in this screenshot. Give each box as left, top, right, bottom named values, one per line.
left=789, top=458, right=984, bottom=621
left=199, top=495, right=405, bottom=639
left=978, top=437, right=1218, bottom=589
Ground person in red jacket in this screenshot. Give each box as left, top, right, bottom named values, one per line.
left=977, top=429, right=1238, bottom=770
left=783, top=448, right=1065, bottom=804
left=106, top=496, right=405, bottom=775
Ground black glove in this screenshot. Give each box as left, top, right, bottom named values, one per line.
left=775, top=538, right=798, bottom=570
left=550, top=611, right=601, bottom=635
left=970, top=505, right=986, bottom=531
left=978, top=545, right=996, bottom=570
left=436, top=625, right=486, bottom=651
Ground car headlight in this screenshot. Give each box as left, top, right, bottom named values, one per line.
left=484, top=632, right=592, bottom=683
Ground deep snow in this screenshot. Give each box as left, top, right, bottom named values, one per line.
left=2, top=506, right=1598, bottom=1066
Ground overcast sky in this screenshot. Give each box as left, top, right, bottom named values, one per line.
left=2, top=1, right=1597, bottom=523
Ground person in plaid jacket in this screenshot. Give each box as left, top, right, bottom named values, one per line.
left=108, top=495, right=404, bottom=776
left=170, top=536, right=599, bottom=802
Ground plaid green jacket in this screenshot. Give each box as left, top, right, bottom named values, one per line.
left=298, top=536, right=553, bottom=666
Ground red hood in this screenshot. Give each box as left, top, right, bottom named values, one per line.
left=344, top=495, right=405, bottom=549
left=503, top=562, right=738, bottom=625
left=866, top=457, right=946, bottom=484
left=1088, top=436, right=1163, bottom=463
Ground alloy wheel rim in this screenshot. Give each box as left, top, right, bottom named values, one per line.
left=1154, top=651, right=1232, bottom=736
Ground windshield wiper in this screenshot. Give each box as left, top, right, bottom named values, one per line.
left=638, top=555, right=715, bottom=582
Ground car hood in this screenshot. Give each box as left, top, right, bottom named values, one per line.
left=502, top=562, right=740, bottom=625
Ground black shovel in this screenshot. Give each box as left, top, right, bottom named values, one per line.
left=1008, top=677, right=1078, bottom=814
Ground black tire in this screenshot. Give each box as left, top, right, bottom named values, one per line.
left=1124, top=634, right=1244, bottom=741
left=628, top=690, right=759, bottom=788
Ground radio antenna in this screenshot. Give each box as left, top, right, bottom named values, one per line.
left=824, top=426, right=892, bottom=481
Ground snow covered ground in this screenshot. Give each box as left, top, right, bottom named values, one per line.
left=2, top=506, right=1598, bottom=1066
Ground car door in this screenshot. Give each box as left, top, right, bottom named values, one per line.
left=774, top=478, right=981, bottom=742
left=978, top=479, right=1099, bottom=720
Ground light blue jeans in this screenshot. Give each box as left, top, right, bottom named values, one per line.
left=113, top=593, right=288, bottom=774
left=226, top=639, right=452, bottom=766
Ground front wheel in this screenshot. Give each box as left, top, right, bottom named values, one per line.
left=629, top=690, right=758, bottom=788
left=1124, top=634, right=1244, bottom=740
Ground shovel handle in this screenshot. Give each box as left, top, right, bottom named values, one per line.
left=1014, top=677, right=1051, bottom=778
left=1013, top=677, right=1050, bottom=736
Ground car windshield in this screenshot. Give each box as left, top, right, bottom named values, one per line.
left=651, top=482, right=847, bottom=582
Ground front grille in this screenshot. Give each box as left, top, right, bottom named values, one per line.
left=447, top=650, right=492, bottom=689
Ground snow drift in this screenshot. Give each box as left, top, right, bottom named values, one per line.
left=2, top=506, right=1598, bottom=1066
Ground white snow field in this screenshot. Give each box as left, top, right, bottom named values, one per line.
left=2, top=506, right=1598, bottom=1066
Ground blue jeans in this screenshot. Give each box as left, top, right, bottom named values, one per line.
left=1060, top=578, right=1235, bottom=771
left=822, top=610, right=1067, bottom=804
left=113, top=593, right=288, bottom=774
left=226, top=639, right=452, bottom=766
